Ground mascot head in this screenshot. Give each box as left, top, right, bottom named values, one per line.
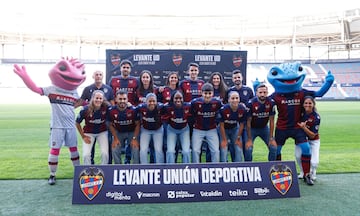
left=48, top=57, right=86, bottom=90
left=267, top=61, right=306, bottom=93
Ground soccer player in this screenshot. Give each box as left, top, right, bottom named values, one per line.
left=137, top=93, right=165, bottom=164
left=218, top=91, right=248, bottom=162
left=247, top=83, right=277, bottom=161
left=107, top=90, right=140, bottom=164
left=225, top=69, right=254, bottom=161
left=109, top=59, right=139, bottom=105
left=109, top=60, right=139, bottom=163
left=77, top=70, right=114, bottom=164
left=163, top=91, right=192, bottom=163
left=179, top=62, right=205, bottom=102
left=75, top=90, right=110, bottom=165
left=295, top=96, right=321, bottom=180
left=208, top=71, right=228, bottom=103
left=190, top=83, right=222, bottom=163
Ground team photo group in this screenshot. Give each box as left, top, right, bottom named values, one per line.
left=13, top=56, right=334, bottom=187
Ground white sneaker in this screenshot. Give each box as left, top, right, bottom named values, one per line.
left=310, top=169, right=317, bottom=180
left=298, top=172, right=304, bottom=179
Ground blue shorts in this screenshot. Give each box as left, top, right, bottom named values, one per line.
left=275, top=128, right=307, bottom=146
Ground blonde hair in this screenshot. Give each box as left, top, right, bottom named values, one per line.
left=87, top=90, right=110, bottom=116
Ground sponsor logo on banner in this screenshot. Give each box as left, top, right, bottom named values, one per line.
left=79, top=167, right=105, bottom=200
left=172, top=54, right=183, bottom=67
left=136, top=191, right=161, bottom=199
left=254, top=187, right=270, bottom=196
left=111, top=54, right=121, bottom=66
left=233, top=55, right=243, bottom=67
left=269, top=164, right=293, bottom=195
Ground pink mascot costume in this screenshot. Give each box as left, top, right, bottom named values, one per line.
left=13, top=57, right=86, bottom=185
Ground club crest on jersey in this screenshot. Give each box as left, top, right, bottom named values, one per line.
left=269, top=164, right=293, bottom=195
left=232, top=55, right=243, bottom=68
left=172, top=54, right=183, bottom=67
left=111, top=54, right=121, bottom=66
left=79, top=167, right=105, bottom=201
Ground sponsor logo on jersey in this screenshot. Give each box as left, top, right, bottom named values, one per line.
left=79, top=167, right=105, bottom=201
left=269, top=164, right=293, bottom=195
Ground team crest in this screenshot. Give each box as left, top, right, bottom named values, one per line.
left=232, top=55, right=243, bottom=68
left=79, top=167, right=105, bottom=201
left=269, top=164, right=293, bottom=195
left=172, top=54, right=183, bottom=67
left=111, top=54, right=121, bottom=66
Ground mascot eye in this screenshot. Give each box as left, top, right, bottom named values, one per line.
left=59, top=65, right=67, bottom=71
left=271, top=70, right=278, bottom=76
left=82, top=70, right=86, bottom=75
left=299, top=66, right=303, bottom=71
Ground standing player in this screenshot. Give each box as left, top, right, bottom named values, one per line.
left=179, top=62, right=205, bottom=102
left=247, top=83, right=277, bottom=161
left=75, top=90, right=110, bottom=165
left=107, top=90, right=140, bottom=164
left=109, top=59, right=139, bottom=105
left=163, top=91, right=192, bottom=163
left=218, top=91, right=248, bottom=162
left=157, top=71, right=181, bottom=104
left=208, top=71, right=228, bottom=103
left=77, top=70, right=114, bottom=164
left=295, top=96, right=321, bottom=180
left=109, top=59, right=139, bottom=164
left=191, top=83, right=222, bottom=163
left=225, top=69, right=254, bottom=161
left=137, top=93, right=165, bottom=164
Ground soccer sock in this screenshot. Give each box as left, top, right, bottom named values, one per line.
left=301, top=154, right=311, bottom=176
left=276, top=154, right=282, bottom=161
left=69, top=147, right=80, bottom=166
left=48, top=148, right=60, bottom=176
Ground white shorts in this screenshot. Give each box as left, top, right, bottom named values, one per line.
left=49, top=128, right=78, bottom=148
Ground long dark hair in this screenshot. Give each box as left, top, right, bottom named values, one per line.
left=208, top=71, right=228, bottom=99
left=139, top=70, right=154, bottom=95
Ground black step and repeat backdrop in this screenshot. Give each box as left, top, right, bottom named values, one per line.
left=105, top=49, right=247, bottom=86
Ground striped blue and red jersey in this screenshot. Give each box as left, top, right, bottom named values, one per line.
left=163, top=102, right=192, bottom=129
left=109, top=75, right=139, bottom=105
left=191, top=97, right=222, bottom=130
left=157, top=86, right=180, bottom=104
left=248, top=97, right=276, bottom=128
left=270, top=89, right=315, bottom=130
left=180, top=79, right=205, bottom=102
left=213, top=87, right=226, bottom=103
left=107, top=105, right=139, bottom=133
left=76, top=104, right=108, bottom=134
left=302, top=110, right=321, bottom=140
left=225, top=85, right=254, bottom=104
left=218, top=103, right=248, bottom=129
left=136, top=103, right=165, bottom=130
left=136, top=87, right=159, bottom=106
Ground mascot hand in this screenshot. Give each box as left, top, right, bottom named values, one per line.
left=325, top=71, right=334, bottom=83
left=315, top=71, right=334, bottom=97
left=13, top=64, right=29, bottom=79
left=13, top=64, right=43, bottom=95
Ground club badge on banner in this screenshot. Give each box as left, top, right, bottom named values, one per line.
left=72, top=161, right=300, bottom=204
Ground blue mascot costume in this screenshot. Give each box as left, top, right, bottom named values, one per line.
left=267, top=61, right=334, bottom=185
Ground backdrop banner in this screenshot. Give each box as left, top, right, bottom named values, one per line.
left=105, top=49, right=248, bottom=86
left=72, top=161, right=300, bottom=204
